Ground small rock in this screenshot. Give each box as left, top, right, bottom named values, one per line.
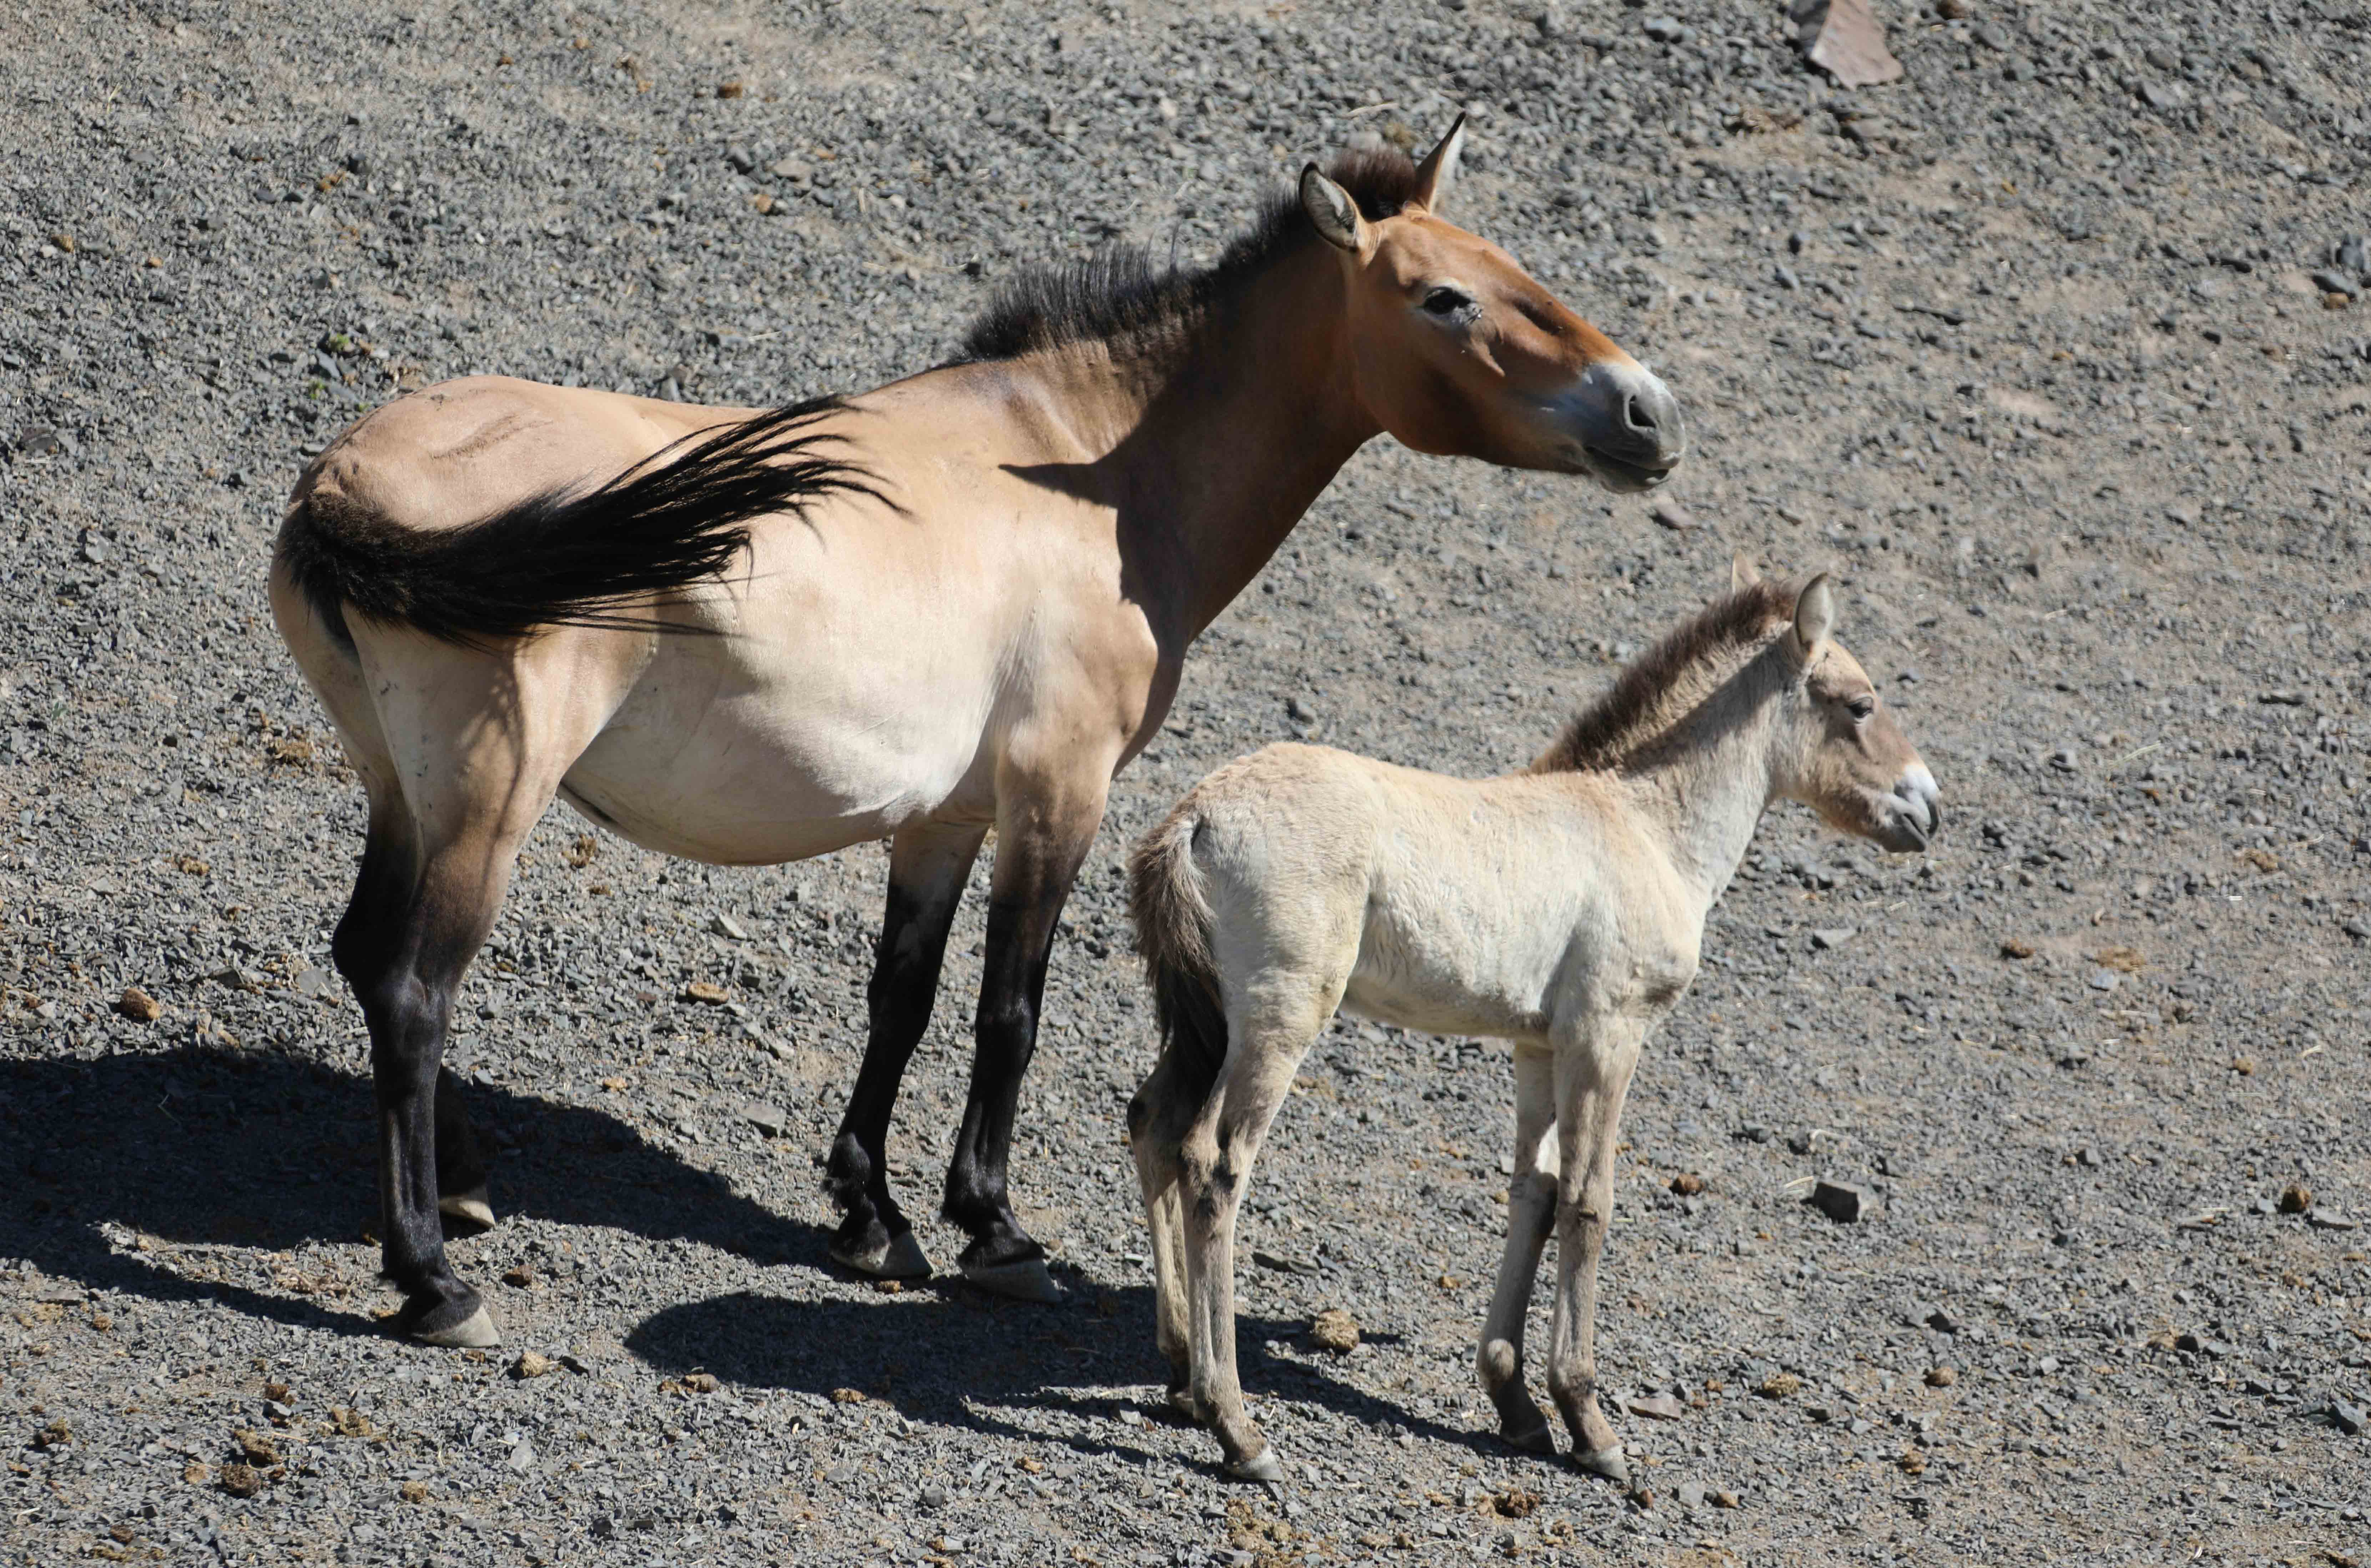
left=219, top=1463, right=264, bottom=1497
left=501, top=1265, right=535, bottom=1287
left=116, top=987, right=163, bottom=1022
left=2310, top=269, right=2360, bottom=300
left=1284, top=695, right=1317, bottom=725
left=1999, top=938, right=2034, bottom=959
left=1936, top=0, right=1973, bottom=16
left=2306, top=1210, right=2359, bottom=1232
left=1774, top=263, right=1801, bottom=290
left=682, top=981, right=730, bottom=1005
left=710, top=912, right=750, bottom=941
left=1642, top=16, right=1689, bottom=44
left=1808, top=1180, right=1869, bottom=1223
left=2337, top=235, right=2370, bottom=273
left=2278, top=1183, right=2313, bottom=1215
left=723, top=144, right=755, bottom=174
left=1626, top=1393, right=1686, bottom=1421
left=1973, top=22, right=2010, bottom=48
left=2332, top=1401, right=2367, bottom=1436
left=1810, top=927, right=1856, bottom=951
left=1793, top=0, right=1903, bottom=87
left=1757, top=1373, right=1801, bottom=1400
left=1310, top=1309, right=1361, bottom=1353
left=743, top=1102, right=793, bottom=1138
left=510, top=1351, right=557, bottom=1380
left=1649, top=499, right=1696, bottom=531
left=920, top=1481, right=948, bottom=1508
left=1925, top=1365, right=1958, bottom=1388
left=1711, top=1490, right=1741, bottom=1508
left=2085, top=968, right=2120, bottom=993
left=2138, top=81, right=2187, bottom=110
left=682, top=1373, right=720, bottom=1394
left=505, top=1440, right=537, bottom=1473
left=1674, top=1480, right=1706, bottom=1508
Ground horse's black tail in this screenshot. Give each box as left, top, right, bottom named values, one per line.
left=278, top=395, right=876, bottom=647
left=1128, top=807, right=1230, bottom=1110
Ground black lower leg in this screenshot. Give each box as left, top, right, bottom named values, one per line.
left=365, top=975, right=482, bottom=1338
left=943, top=891, right=1067, bottom=1271
left=824, top=835, right=976, bottom=1265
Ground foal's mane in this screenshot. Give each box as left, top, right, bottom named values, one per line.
left=1533, top=581, right=1796, bottom=774
left=952, top=150, right=1422, bottom=364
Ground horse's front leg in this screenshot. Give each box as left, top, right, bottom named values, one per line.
left=824, top=822, right=987, bottom=1279
left=940, top=768, right=1109, bottom=1301
left=1478, top=1042, right=1560, bottom=1456
left=1545, top=1015, right=1647, bottom=1484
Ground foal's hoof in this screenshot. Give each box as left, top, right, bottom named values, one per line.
left=959, top=1255, right=1063, bottom=1303
left=828, top=1228, right=933, bottom=1281
left=438, top=1186, right=496, bottom=1230
left=1572, top=1445, right=1630, bottom=1486
left=1226, top=1447, right=1286, bottom=1484
left=403, top=1297, right=502, bottom=1350
left=1501, top=1419, right=1559, bottom=1457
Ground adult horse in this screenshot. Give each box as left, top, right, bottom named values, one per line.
left=269, top=120, right=1685, bottom=1347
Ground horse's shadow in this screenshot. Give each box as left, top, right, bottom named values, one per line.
left=1, top=1044, right=830, bottom=1338
left=627, top=1286, right=1492, bottom=1466
left=6, top=1044, right=1498, bottom=1466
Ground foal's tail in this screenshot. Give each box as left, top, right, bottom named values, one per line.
left=278, top=396, right=877, bottom=647
left=1128, top=806, right=1229, bottom=1098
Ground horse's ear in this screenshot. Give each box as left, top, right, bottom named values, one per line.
left=1792, top=574, right=1836, bottom=658
left=1300, top=164, right=1366, bottom=253
left=1730, top=554, right=1761, bottom=593
left=1410, top=114, right=1467, bottom=215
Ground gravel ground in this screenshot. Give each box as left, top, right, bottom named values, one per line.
left=5, top=0, right=2371, bottom=1564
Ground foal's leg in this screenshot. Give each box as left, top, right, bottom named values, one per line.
left=1545, top=1017, right=1648, bottom=1483
left=1179, top=982, right=1335, bottom=1481
left=940, top=770, right=1108, bottom=1301
left=1127, top=1045, right=1205, bottom=1414
left=1478, top=1042, right=1560, bottom=1455
left=824, top=822, right=987, bottom=1279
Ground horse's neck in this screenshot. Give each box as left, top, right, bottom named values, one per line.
left=1040, top=247, right=1379, bottom=641
left=1623, top=679, right=1784, bottom=908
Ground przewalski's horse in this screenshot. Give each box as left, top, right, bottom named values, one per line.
left=269, top=119, right=1687, bottom=1349
left=1126, top=563, right=1939, bottom=1481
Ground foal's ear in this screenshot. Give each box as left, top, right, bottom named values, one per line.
left=1301, top=165, right=1368, bottom=253
left=1410, top=114, right=1468, bottom=215
left=1730, top=554, right=1761, bottom=593
left=1792, top=574, right=1837, bottom=658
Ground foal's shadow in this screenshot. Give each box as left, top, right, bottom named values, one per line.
left=628, top=1286, right=1491, bottom=1468
left=0, top=1045, right=829, bottom=1335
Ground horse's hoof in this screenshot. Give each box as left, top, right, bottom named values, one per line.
left=1502, top=1421, right=1558, bottom=1457
left=960, top=1255, right=1063, bottom=1303
left=1167, top=1384, right=1210, bottom=1424
left=828, top=1228, right=932, bottom=1280
left=413, top=1304, right=501, bottom=1350
left=1226, top=1447, right=1286, bottom=1484
left=1573, top=1445, right=1630, bottom=1486
left=438, top=1187, right=496, bottom=1229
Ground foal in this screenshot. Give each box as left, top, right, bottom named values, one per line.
left=1126, top=565, right=1940, bottom=1481
left=271, top=121, right=1685, bottom=1346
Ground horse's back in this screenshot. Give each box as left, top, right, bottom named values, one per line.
left=293, top=376, right=762, bottom=537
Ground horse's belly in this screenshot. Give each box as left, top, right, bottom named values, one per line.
left=561, top=672, right=994, bottom=866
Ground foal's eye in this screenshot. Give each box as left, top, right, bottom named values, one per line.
left=1421, top=287, right=1473, bottom=317
left=1847, top=697, right=1876, bottom=721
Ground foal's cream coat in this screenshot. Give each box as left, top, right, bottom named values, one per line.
left=1127, top=570, right=1939, bottom=1481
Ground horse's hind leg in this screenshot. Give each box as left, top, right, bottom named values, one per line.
left=824, top=822, right=985, bottom=1279
left=1478, top=1043, right=1559, bottom=1456
left=1127, top=1045, right=1206, bottom=1416
left=333, top=639, right=599, bottom=1347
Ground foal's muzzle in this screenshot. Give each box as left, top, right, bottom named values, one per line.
left=1881, top=764, right=1942, bottom=851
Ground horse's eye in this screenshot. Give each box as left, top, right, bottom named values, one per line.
left=1422, top=287, right=1472, bottom=317
left=1847, top=697, right=1876, bottom=721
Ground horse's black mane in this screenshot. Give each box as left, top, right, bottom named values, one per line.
left=951, top=150, right=1422, bottom=364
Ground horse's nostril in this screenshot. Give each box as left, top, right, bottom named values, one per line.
left=1624, top=394, right=1657, bottom=432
